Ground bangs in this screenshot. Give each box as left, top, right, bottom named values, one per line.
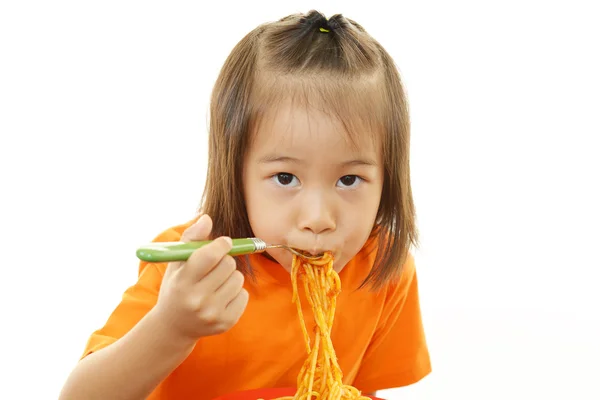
left=248, top=71, right=388, bottom=148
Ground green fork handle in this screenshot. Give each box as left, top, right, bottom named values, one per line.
left=136, top=238, right=261, bottom=263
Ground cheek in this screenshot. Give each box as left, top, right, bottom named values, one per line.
left=342, top=185, right=382, bottom=243
left=244, top=179, right=288, bottom=240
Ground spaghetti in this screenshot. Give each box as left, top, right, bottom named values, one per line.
left=274, top=252, right=370, bottom=400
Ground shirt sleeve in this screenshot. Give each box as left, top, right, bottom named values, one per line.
left=80, top=262, right=165, bottom=359
left=352, top=254, right=432, bottom=392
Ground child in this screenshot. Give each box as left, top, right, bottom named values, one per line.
left=59, top=10, right=431, bottom=400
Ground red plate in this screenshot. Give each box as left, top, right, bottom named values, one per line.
left=212, top=387, right=385, bottom=400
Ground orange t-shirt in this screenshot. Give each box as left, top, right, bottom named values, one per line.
left=81, top=219, right=431, bottom=399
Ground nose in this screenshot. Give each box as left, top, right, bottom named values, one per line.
left=297, top=190, right=336, bottom=235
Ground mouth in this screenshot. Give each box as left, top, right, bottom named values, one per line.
left=288, top=247, right=326, bottom=260
left=295, top=248, right=316, bottom=257
left=289, top=247, right=338, bottom=263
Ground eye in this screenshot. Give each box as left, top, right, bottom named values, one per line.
left=272, top=172, right=300, bottom=187
left=337, top=175, right=362, bottom=188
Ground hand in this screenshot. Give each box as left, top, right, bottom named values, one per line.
left=153, top=214, right=249, bottom=341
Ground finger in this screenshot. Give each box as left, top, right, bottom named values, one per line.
left=222, top=288, right=249, bottom=326
left=213, top=268, right=245, bottom=306
left=163, top=259, right=179, bottom=279
left=197, top=254, right=237, bottom=293
left=180, top=214, right=213, bottom=243
left=169, top=215, right=213, bottom=273
left=182, top=236, right=233, bottom=282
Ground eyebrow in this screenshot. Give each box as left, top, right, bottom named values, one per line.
left=258, top=155, right=378, bottom=166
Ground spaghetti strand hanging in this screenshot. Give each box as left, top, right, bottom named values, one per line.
left=274, top=252, right=370, bottom=400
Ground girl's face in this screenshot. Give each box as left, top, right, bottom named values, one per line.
left=242, top=103, right=384, bottom=273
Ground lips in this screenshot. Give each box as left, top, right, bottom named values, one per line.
left=290, top=246, right=339, bottom=263
left=290, top=244, right=332, bottom=256
left=285, top=236, right=339, bottom=261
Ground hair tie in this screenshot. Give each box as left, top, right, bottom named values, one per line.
left=302, top=11, right=340, bottom=34
left=319, top=15, right=342, bottom=33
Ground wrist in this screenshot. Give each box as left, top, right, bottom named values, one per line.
left=145, top=308, right=198, bottom=356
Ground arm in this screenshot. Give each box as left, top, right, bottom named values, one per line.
left=59, top=215, right=248, bottom=400
left=59, top=308, right=196, bottom=400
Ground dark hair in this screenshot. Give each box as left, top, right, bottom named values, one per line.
left=200, top=10, right=418, bottom=289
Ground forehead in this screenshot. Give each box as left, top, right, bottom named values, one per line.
left=249, top=101, right=381, bottom=161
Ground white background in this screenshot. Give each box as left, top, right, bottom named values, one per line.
left=1, top=0, right=599, bottom=399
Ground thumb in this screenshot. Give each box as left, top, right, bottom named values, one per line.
left=164, top=214, right=213, bottom=276
left=161, top=214, right=212, bottom=280
left=180, top=214, right=213, bottom=243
